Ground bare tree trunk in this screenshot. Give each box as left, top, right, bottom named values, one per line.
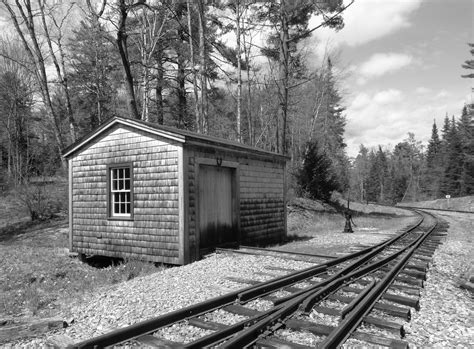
left=116, top=0, right=140, bottom=119
left=38, top=0, right=77, bottom=142
left=278, top=2, right=289, bottom=155
left=141, top=12, right=149, bottom=122
left=173, top=4, right=186, bottom=128
left=86, top=0, right=107, bottom=127
left=197, top=0, right=208, bottom=133
left=186, top=0, right=201, bottom=132
left=176, top=51, right=186, bottom=128
left=235, top=0, right=242, bottom=142
left=1, top=0, right=66, bottom=167
left=242, top=31, right=253, bottom=145
left=155, top=49, right=164, bottom=125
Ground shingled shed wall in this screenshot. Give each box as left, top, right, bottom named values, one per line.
left=185, top=147, right=286, bottom=260
left=70, top=124, right=182, bottom=264
left=239, top=159, right=285, bottom=244
left=65, top=117, right=287, bottom=265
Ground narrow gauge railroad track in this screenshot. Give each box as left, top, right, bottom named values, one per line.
left=398, top=206, right=474, bottom=214
left=69, top=210, right=447, bottom=348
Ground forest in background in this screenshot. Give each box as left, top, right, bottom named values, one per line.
left=0, top=0, right=472, bottom=220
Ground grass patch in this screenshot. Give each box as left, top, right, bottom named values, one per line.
left=400, top=195, right=474, bottom=212
left=283, top=198, right=417, bottom=256
left=288, top=208, right=414, bottom=237
left=0, top=218, right=165, bottom=319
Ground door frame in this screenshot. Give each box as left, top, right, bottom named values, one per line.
left=195, top=157, right=240, bottom=258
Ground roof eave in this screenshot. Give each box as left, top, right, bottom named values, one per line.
left=62, top=117, right=186, bottom=159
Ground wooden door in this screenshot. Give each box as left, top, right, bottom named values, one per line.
left=198, top=165, right=236, bottom=253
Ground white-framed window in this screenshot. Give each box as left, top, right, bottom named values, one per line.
left=108, top=164, right=133, bottom=219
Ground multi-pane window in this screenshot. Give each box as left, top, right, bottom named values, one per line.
left=110, top=166, right=132, bottom=217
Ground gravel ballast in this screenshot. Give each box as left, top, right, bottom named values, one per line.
left=5, top=210, right=472, bottom=348
left=404, top=212, right=473, bottom=347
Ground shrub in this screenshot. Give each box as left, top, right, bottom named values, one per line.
left=15, top=180, right=67, bottom=221
left=120, top=259, right=160, bottom=281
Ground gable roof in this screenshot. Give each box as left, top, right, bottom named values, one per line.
left=62, top=116, right=288, bottom=161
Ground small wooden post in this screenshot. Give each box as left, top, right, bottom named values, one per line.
left=343, top=197, right=353, bottom=233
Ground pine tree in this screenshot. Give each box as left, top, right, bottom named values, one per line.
left=351, top=145, right=370, bottom=202
left=461, top=43, right=474, bottom=83
left=256, top=0, right=348, bottom=153
left=313, top=58, right=349, bottom=191
left=366, top=146, right=389, bottom=203
left=296, top=140, right=339, bottom=202
left=441, top=113, right=451, bottom=143
left=423, top=120, right=443, bottom=198
left=68, top=19, right=121, bottom=133
left=457, top=106, right=474, bottom=195
left=390, top=142, right=411, bottom=202
left=441, top=117, right=463, bottom=196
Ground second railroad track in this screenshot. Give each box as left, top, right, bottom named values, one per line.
left=69, top=209, right=447, bottom=348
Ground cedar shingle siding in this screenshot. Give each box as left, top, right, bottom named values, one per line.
left=64, top=117, right=287, bottom=265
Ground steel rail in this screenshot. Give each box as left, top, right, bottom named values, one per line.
left=215, top=246, right=336, bottom=261
left=67, top=234, right=383, bottom=348
left=319, top=214, right=439, bottom=347
left=398, top=206, right=473, bottom=214
left=220, top=241, right=413, bottom=348
left=239, top=245, right=338, bottom=259
left=220, top=211, right=435, bottom=348
left=69, top=212, right=425, bottom=349
left=268, top=215, right=424, bottom=306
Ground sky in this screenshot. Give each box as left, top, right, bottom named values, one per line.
left=307, top=0, right=473, bottom=158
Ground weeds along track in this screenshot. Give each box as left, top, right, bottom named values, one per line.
left=68, top=210, right=447, bottom=348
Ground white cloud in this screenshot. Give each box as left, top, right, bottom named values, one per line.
left=415, top=87, right=432, bottom=94
left=433, top=90, right=450, bottom=99
left=344, top=89, right=442, bottom=157
left=373, top=89, right=403, bottom=104
left=350, top=92, right=371, bottom=110
left=359, top=53, right=413, bottom=79
left=310, top=0, right=423, bottom=50
left=344, top=89, right=467, bottom=158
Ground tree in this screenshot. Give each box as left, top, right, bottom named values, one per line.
left=224, top=0, right=250, bottom=142
left=440, top=117, right=463, bottom=196
left=390, top=134, right=423, bottom=203
left=127, top=3, right=171, bottom=122
left=68, top=18, right=121, bottom=132
left=366, top=146, right=389, bottom=203
left=311, top=57, right=349, bottom=190
left=0, top=38, right=59, bottom=183
left=37, top=0, right=78, bottom=142
left=257, top=0, right=352, bottom=154
left=351, top=144, right=370, bottom=202
left=461, top=43, right=474, bottom=85
left=0, top=66, right=33, bottom=184
left=457, top=106, right=474, bottom=195
left=295, top=140, right=338, bottom=202
left=423, top=120, right=443, bottom=198
left=114, top=0, right=149, bottom=119
left=0, top=0, right=79, bottom=158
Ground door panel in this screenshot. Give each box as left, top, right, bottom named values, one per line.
left=199, top=165, right=235, bottom=251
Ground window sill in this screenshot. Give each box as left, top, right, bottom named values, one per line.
left=107, top=216, right=134, bottom=221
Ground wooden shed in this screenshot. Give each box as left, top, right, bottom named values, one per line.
left=63, top=117, right=288, bottom=265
